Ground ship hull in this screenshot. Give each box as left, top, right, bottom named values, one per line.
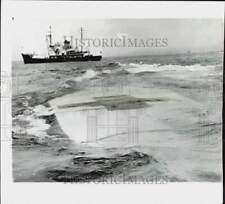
left=22, top=54, right=102, bottom=64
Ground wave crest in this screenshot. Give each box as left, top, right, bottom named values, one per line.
left=126, top=63, right=216, bottom=74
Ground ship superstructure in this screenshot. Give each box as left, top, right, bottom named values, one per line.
left=22, top=26, right=102, bottom=64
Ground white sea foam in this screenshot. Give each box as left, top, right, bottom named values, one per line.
left=33, top=105, right=54, bottom=116
left=116, top=62, right=126, bottom=67
left=126, top=63, right=216, bottom=74
left=13, top=105, right=53, bottom=138
left=14, top=114, right=50, bottom=138
left=127, top=63, right=160, bottom=73
left=75, top=69, right=98, bottom=82
left=26, top=115, right=50, bottom=137
left=102, top=70, right=112, bottom=74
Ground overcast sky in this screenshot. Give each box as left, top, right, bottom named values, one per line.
left=12, top=18, right=223, bottom=60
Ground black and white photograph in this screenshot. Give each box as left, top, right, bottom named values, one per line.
left=1, top=1, right=224, bottom=204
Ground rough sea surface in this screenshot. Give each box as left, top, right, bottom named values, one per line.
left=12, top=52, right=223, bottom=182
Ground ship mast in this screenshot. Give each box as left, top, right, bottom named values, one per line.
left=46, top=26, right=53, bottom=56
left=46, top=35, right=49, bottom=56
left=80, top=27, right=83, bottom=52
left=70, top=36, right=73, bottom=48
left=49, top=26, right=52, bottom=46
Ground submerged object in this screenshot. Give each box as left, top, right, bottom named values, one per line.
left=21, top=26, right=102, bottom=64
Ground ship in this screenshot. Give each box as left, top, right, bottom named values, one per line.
left=22, top=26, right=102, bottom=64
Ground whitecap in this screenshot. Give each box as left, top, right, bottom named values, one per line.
left=13, top=105, right=53, bottom=138
left=126, top=63, right=216, bottom=74
left=102, top=70, right=112, bottom=74
left=75, top=69, right=97, bottom=82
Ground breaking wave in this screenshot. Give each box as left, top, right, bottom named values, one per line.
left=126, top=63, right=217, bottom=74
left=96, top=61, right=126, bottom=69
left=75, top=69, right=98, bottom=82
left=13, top=105, right=54, bottom=138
